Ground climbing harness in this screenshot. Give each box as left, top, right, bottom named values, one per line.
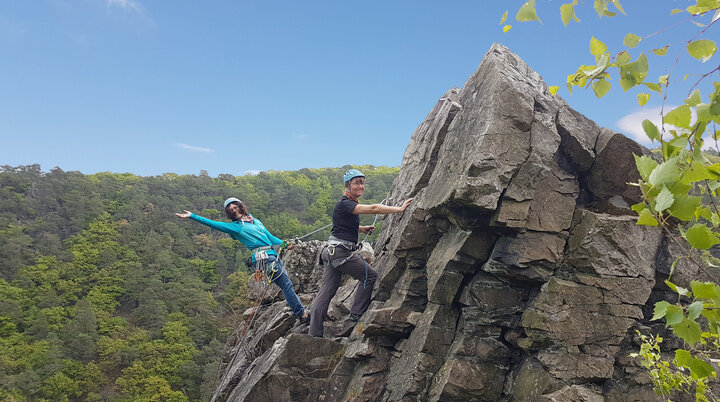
left=214, top=215, right=338, bottom=388
left=251, top=246, right=283, bottom=284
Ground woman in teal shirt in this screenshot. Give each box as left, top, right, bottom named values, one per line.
left=176, top=197, right=309, bottom=323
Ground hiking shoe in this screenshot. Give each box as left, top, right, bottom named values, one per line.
left=349, top=313, right=361, bottom=322
left=299, top=312, right=311, bottom=325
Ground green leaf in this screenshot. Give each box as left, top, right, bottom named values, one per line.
left=548, top=85, right=559, bottom=95
left=688, top=301, right=704, bottom=320
left=654, top=186, right=675, bottom=212
left=623, top=33, right=642, bottom=48
left=631, top=202, right=647, bottom=214
left=594, top=0, right=618, bottom=17
left=697, top=103, right=716, bottom=122
left=560, top=1, right=580, bottom=26
left=590, top=36, right=607, bottom=57
left=668, top=194, right=702, bottom=221
left=649, top=157, right=680, bottom=186
left=684, top=223, right=720, bottom=249
left=685, top=89, right=703, bottom=106
left=663, top=136, right=689, bottom=159
left=675, top=349, right=693, bottom=367
left=658, top=74, right=669, bottom=85
left=671, top=9, right=684, bottom=15
left=681, top=161, right=720, bottom=183
left=637, top=93, right=650, bottom=106
left=591, top=79, right=611, bottom=98
left=691, top=281, right=719, bottom=299
left=666, top=305, right=684, bottom=325
left=634, top=154, right=658, bottom=178
left=643, top=82, right=662, bottom=94
left=687, top=355, right=715, bottom=379
left=652, top=45, right=669, bottom=56
left=697, top=206, right=713, bottom=221
left=499, top=10, right=508, bottom=25
left=616, top=50, right=631, bottom=65
left=619, top=53, right=649, bottom=90
left=664, top=105, right=692, bottom=129
left=652, top=300, right=671, bottom=320
left=503, top=24, right=512, bottom=33
left=642, top=119, right=661, bottom=142
left=708, top=164, right=720, bottom=180
left=666, top=280, right=690, bottom=297
left=673, top=318, right=702, bottom=346
left=516, top=0, right=542, bottom=23
left=637, top=208, right=658, bottom=226
left=611, top=0, right=625, bottom=15
left=702, top=310, right=720, bottom=333
left=673, top=348, right=713, bottom=378
left=687, top=39, right=717, bottom=63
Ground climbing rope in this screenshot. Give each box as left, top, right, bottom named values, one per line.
left=360, top=198, right=385, bottom=245
left=282, top=222, right=332, bottom=244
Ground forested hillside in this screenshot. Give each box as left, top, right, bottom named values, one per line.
left=0, top=164, right=399, bottom=401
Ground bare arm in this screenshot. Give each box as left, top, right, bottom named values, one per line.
left=352, top=198, right=413, bottom=215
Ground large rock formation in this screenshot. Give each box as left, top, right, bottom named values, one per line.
left=211, top=43, right=712, bottom=401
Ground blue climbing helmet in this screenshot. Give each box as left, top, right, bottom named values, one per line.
left=343, top=169, right=365, bottom=184
left=223, top=197, right=241, bottom=208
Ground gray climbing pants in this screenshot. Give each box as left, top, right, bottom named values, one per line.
left=309, top=246, right=377, bottom=337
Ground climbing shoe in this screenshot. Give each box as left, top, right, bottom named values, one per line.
left=300, top=312, right=311, bottom=325
left=349, top=313, right=361, bottom=322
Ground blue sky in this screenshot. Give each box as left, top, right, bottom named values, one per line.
left=1, top=1, right=716, bottom=177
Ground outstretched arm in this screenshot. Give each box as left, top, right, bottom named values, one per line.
left=265, top=230, right=284, bottom=246
left=352, top=198, right=413, bottom=215
left=175, top=210, right=192, bottom=218
left=176, top=210, right=236, bottom=234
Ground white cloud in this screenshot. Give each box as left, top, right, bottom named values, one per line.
left=175, top=143, right=214, bottom=153
left=106, top=0, right=142, bottom=12
left=292, top=133, right=309, bottom=141
left=243, top=170, right=261, bottom=176
left=615, top=106, right=680, bottom=145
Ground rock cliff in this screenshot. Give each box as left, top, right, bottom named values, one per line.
left=211, top=43, right=712, bottom=401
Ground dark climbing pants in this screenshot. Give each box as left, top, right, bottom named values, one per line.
left=309, top=246, right=377, bottom=337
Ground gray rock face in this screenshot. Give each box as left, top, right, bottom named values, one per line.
left=211, top=44, right=713, bottom=401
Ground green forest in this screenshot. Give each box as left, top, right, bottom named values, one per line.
left=0, top=164, right=399, bottom=401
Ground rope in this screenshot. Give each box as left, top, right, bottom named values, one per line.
left=360, top=198, right=385, bottom=245
left=283, top=222, right=332, bottom=243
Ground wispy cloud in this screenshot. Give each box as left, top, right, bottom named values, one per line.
left=106, top=0, right=142, bottom=13
left=104, top=0, right=156, bottom=27
left=243, top=170, right=261, bottom=176
left=175, top=143, right=214, bottom=153
left=616, top=106, right=680, bottom=145
left=292, top=133, right=309, bottom=141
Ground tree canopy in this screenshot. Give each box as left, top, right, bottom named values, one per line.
left=0, top=164, right=398, bottom=400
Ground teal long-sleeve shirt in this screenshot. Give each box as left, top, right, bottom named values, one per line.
left=189, top=213, right=283, bottom=261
